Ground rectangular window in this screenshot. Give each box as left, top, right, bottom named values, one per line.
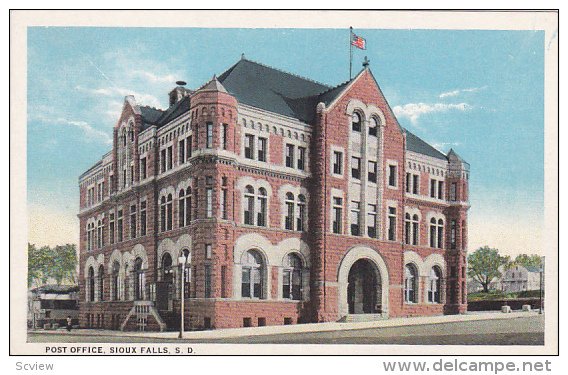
left=285, top=144, right=295, bottom=168
left=351, top=157, right=361, bottom=180
left=388, top=165, right=397, bottom=187
left=350, top=201, right=360, bottom=236
left=117, top=209, right=123, bottom=242
left=205, top=244, right=212, bottom=259
left=450, top=182, right=457, bottom=201
left=438, top=223, right=444, bottom=249
left=221, top=124, right=228, bottom=150
left=367, top=204, right=377, bottom=238
left=160, top=149, right=166, bottom=173
left=332, top=197, right=343, bottom=234
left=140, top=157, right=147, bottom=180
left=109, top=213, right=115, bottom=244
left=206, top=188, right=213, bottom=218
left=430, top=222, right=437, bottom=248
left=194, top=124, right=199, bottom=149
left=368, top=161, right=377, bottom=183
left=244, top=134, right=254, bottom=159
left=413, top=174, right=419, bottom=195
left=130, top=165, right=134, bottom=185
left=451, top=220, right=457, bottom=249
left=333, top=151, right=343, bottom=175
left=297, top=147, right=306, bottom=170
left=140, top=201, right=146, bottom=236
left=405, top=172, right=411, bottom=193
left=388, top=207, right=396, bottom=241
left=430, top=179, right=436, bottom=198
left=221, top=189, right=228, bottom=219
left=130, top=204, right=136, bottom=239
left=167, top=146, right=173, bottom=170
left=221, top=266, right=227, bottom=298
left=438, top=181, right=444, bottom=200
left=258, top=137, right=267, bottom=162
left=179, top=139, right=185, bottom=164
left=204, top=265, right=211, bottom=298
left=206, top=122, right=213, bottom=148
left=412, top=219, right=419, bottom=245
left=187, top=136, right=192, bottom=159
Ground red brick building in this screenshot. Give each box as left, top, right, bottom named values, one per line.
left=78, top=57, right=470, bottom=331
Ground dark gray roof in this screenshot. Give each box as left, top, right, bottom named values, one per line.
left=404, top=129, right=448, bottom=161
left=525, top=265, right=541, bottom=273
left=218, top=58, right=331, bottom=122
left=139, top=96, right=191, bottom=130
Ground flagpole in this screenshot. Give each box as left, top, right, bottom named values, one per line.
left=349, top=27, right=353, bottom=80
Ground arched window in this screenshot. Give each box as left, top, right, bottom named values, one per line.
left=162, top=253, right=173, bottom=283
left=186, top=187, right=192, bottom=224
left=88, top=266, right=95, bottom=302
left=134, top=258, right=145, bottom=300
left=285, top=192, right=294, bottom=230
left=296, top=194, right=306, bottom=231
left=428, top=266, right=442, bottom=303
left=405, top=213, right=411, bottom=245
left=437, top=219, right=444, bottom=249
left=178, top=189, right=186, bottom=227
left=283, top=253, right=303, bottom=300
left=160, top=196, right=167, bottom=232
left=351, top=112, right=362, bottom=132
left=257, top=188, right=267, bottom=227
left=412, top=214, right=419, bottom=245
left=112, top=261, right=120, bottom=301
left=241, top=250, right=264, bottom=299
left=166, top=194, right=173, bottom=231
left=97, top=220, right=103, bottom=248
left=430, top=218, right=437, bottom=248
left=404, top=264, right=418, bottom=303
left=98, top=265, right=105, bottom=301
left=369, top=116, right=379, bottom=137
left=244, top=185, right=255, bottom=225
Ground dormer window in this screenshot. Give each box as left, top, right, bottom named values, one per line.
left=351, top=112, right=362, bottom=132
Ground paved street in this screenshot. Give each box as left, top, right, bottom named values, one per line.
left=28, top=315, right=543, bottom=345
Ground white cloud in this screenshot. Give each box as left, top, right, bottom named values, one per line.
left=75, top=85, right=163, bottom=109
left=130, top=70, right=177, bottom=84
left=31, top=113, right=112, bottom=145
left=430, top=141, right=462, bottom=152
left=393, top=102, right=472, bottom=124
left=439, top=86, right=487, bottom=98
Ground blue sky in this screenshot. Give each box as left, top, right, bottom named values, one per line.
left=27, top=27, right=545, bottom=255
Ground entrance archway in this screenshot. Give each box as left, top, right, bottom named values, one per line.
left=347, top=259, right=380, bottom=314
left=337, top=246, right=390, bottom=318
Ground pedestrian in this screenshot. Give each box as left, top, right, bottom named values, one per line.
left=66, top=316, right=72, bottom=332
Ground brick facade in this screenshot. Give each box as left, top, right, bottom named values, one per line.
left=78, top=58, right=470, bottom=331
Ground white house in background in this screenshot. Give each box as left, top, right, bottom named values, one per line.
left=500, top=265, right=541, bottom=293
left=467, top=265, right=504, bottom=293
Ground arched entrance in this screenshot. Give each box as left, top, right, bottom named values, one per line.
left=347, top=259, right=381, bottom=314
left=337, top=246, right=390, bottom=318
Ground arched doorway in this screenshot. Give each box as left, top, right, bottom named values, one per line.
left=347, top=259, right=381, bottom=314
left=337, top=247, right=390, bottom=318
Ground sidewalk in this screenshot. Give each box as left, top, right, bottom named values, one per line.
left=30, top=310, right=541, bottom=340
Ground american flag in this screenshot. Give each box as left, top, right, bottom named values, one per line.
left=351, top=33, right=366, bottom=50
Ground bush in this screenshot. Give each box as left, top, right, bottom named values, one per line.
left=517, top=290, right=544, bottom=298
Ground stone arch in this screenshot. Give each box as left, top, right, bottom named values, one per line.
left=233, top=233, right=273, bottom=299
left=130, top=244, right=148, bottom=270
left=157, top=238, right=176, bottom=269
left=175, top=234, right=193, bottom=265
left=337, top=246, right=390, bottom=318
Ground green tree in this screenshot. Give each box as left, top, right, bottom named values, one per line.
left=27, top=243, right=78, bottom=287
left=51, top=244, right=78, bottom=285
left=512, top=254, right=543, bottom=269
left=467, top=246, right=509, bottom=293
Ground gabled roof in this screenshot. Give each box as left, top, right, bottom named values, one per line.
left=218, top=58, right=331, bottom=122
left=404, top=129, right=448, bottom=161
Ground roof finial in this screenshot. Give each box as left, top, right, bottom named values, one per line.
left=241, top=53, right=246, bottom=60
left=362, top=56, right=370, bottom=68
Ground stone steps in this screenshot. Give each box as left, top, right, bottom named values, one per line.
left=341, top=314, right=386, bottom=323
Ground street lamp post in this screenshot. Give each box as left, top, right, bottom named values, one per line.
left=539, top=260, right=544, bottom=315
left=178, top=251, right=190, bottom=339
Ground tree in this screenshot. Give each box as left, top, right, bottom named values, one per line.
left=27, top=243, right=78, bottom=287
left=512, top=254, right=543, bottom=269
left=467, top=246, right=509, bottom=293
